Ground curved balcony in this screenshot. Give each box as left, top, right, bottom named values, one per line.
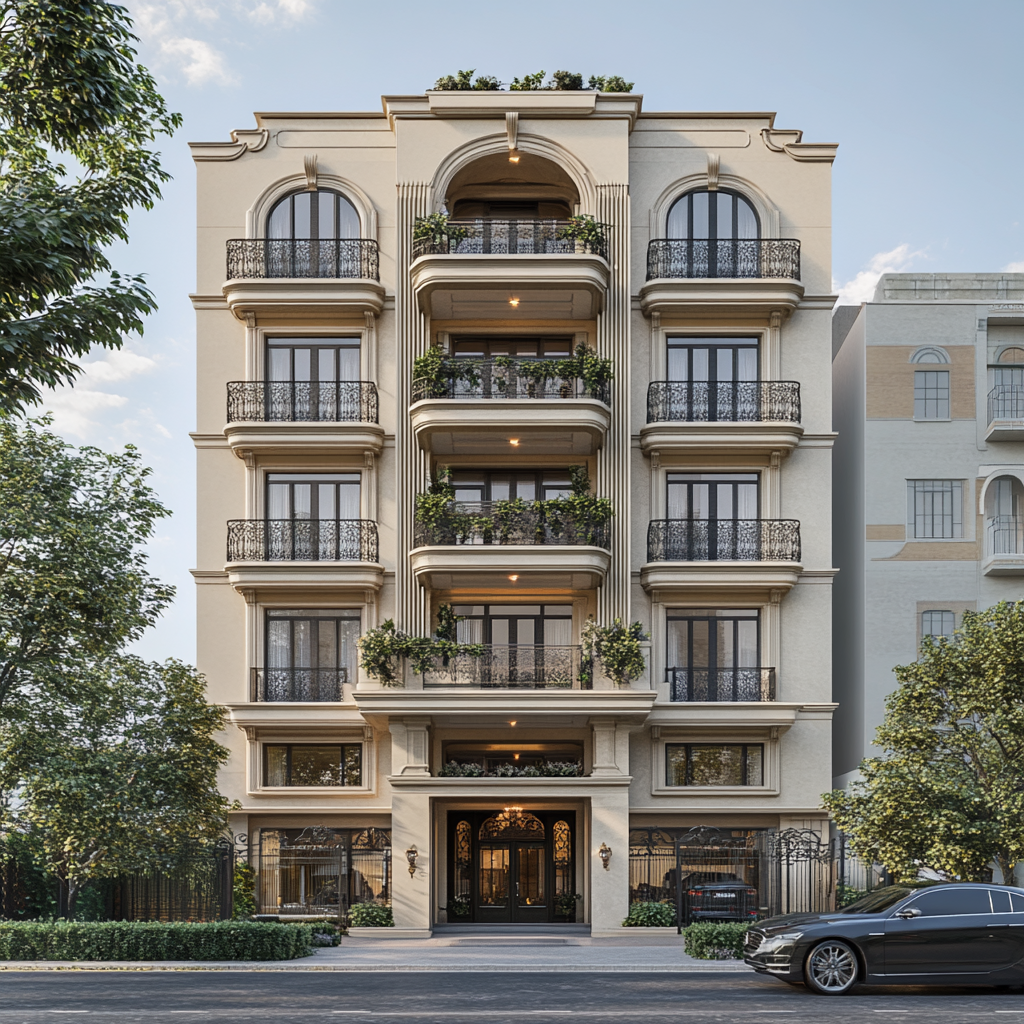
left=250, top=667, right=348, bottom=702
left=224, top=381, right=383, bottom=458
left=223, top=239, right=384, bottom=320
left=640, top=239, right=803, bottom=317
left=225, top=519, right=382, bottom=594
left=411, top=359, right=610, bottom=456
left=642, top=380, right=803, bottom=455
left=641, top=519, right=802, bottom=596
left=986, top=385, right=1024, bottom=441
left=422, top=645, right=589, bottom=690
left=411, top=219, right=608, bottom=320
left=668, top=667, right=776, bottom=703
left=983, top=515, right=1024, bottom=575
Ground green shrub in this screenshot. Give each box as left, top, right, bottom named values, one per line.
left=347, top=902, right=393, bottom=928
left=0, top=920, right=315, bottom=961
left=622, top=901, right=675, bottom=927
left=682, top=921, right=749, bottom=960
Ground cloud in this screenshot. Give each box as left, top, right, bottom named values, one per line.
left=833, top=244, right=922, bottom=307
left=159, top=36, right=236, bottom=86
left=1003, top=261, right=1024, bottom=273
left=249, top=0, right=311, bottom=22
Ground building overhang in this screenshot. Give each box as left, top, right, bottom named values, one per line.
left=224, top=422, right=385, bottom=459
left=639, top=278, right=804, bottom=318
left=981, top=553, right=1024, bottom=577
left=226, top=703, right=367, bottom=731
left=647, top=701, right=837, bottom=731
left=410, top=545, right=610, bottom=590
left=639, top=421, right=803, bottom=456
left=222, top=278, right=385, bottom=321
left=225, top=561, right=385, bottom=595
left=639, top=561, right=802, bottom=597
left=985, top=420, right=1024, bottom=443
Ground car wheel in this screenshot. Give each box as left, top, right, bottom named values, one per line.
left=804, top=940, right=859, bottom=995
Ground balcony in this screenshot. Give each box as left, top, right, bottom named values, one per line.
left=411, top=500, right=611, bottom=590
left=421, top=645, right=589, bottom=690
left=986, top=385, right=1024, bottom=441
left=641, top=519, right=802, bottom=596
left=222, top=239, right=384, bottom=321
left=224, top=519, right=383, bottom=593
left=642, top=381, right=803, bottom=455
left=224, top=381, right=383, bottom=458
left=250, top=667, right=348, bottom=702
left=668, top=667, right=776, bottom=702
left=411, top=358, right=610, bottom=456
left=640, top=239, right=803, bottom=317
left=410, top=220, right=609, bottom=320
left=983, top=515, right=1024, bottom=575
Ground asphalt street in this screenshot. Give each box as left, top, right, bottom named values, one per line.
left=0, top=971, right=1022, bottom=1024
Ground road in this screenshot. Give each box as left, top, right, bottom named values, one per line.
left=0, top=971, right=1022, bottom=1023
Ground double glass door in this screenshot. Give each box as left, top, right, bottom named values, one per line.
left=265, top=473, right=362, bottom=560
left=665, top=473, right=759, bottom=561
left=666, top=337, right=759, bottom=421
left=266, top=337, right=361, bottom=421
left=666, top=609, right=760, bottom=701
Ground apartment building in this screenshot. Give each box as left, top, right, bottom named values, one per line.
left=190, top=90, right=838, bottom=935
left=833, top=273, right=1024, bottom=789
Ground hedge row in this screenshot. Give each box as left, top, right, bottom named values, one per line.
left=0, top=921, right=316, bottom=961
left=682, top=921, right=749, bottom=960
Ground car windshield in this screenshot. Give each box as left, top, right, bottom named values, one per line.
left=839, top=886, right=915, bottom=914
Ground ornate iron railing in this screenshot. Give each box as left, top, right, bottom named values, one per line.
left=226, top=239, right=380, bottom=281
left=226, top=381, right=378, bottom=423
left=988, top=384, right=1024, bottom=424
left=227, top=520, right=378, bottom=563
left=646, top=239, right=801, bottom=281
left=422, top=645, right=588, bottom=689
left=647, top=381, right=800, bottom=424
left=251, top=667, right=348, bottom=702
left=413, top=219, right=607, bottom=261
left=414, top=499, right=611, bottom=549
left=988, top=515, right=1024, bottom=556
left=412, top=358, right=610, bottom=405
left=668, top=667, right=776, bottom=702
left=647, top=519, right=801, bottom=562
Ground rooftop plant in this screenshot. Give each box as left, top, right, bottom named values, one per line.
left=430, top=70, right=634, bottom=92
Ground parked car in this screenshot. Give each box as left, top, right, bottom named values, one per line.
left=686, top=880, right=759, bottom=923
left=745, top=882, right=1024, bottom=995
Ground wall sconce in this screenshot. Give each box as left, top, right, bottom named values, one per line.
left=406, top=845, right=418, bottom=877
left=599, top=843, right=612, bottom=870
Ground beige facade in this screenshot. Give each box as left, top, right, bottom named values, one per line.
left=191, top=91, right=838, bottom=935
left=833, top=273, right=1024, bottom=789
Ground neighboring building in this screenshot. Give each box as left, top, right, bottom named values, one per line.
left=190, top=91, right=838, bottom=935
left=833, top=273, right=1024, bottom=789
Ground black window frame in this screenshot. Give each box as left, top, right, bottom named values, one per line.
left=452, top=603, right=574, bottom=646
left=265, top=472, right=361, bottom=521
left=666, top=472, right=760, bottom=521
left=449, top=469, right=575, bottom=503
left=665, top=608, right=761, bottom=676
left=266, top=336, right=361, bottom=383
left=263, top=743, right=363, bottom=788
left=665, top=743, right=765, bottom=787
left=266, top=188, right=360, bottom=240
left=667, top=189, right=760, bottom=241
left=666, top=336, right=760, bottom=384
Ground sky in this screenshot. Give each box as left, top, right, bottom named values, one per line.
left=38, top=0, right=1024, bottom=664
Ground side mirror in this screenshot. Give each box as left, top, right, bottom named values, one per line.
left=895, top=907, right=922, bottom=920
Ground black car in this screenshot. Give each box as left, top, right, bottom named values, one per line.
left=686, top=880, right=759, bottom=923
left=745, top=882, right=1024, bottom=995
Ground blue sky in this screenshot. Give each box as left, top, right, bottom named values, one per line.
left=40, top=0, right=1024, bottom=663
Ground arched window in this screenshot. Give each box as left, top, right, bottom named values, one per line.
left=267, top=188, right=360, bottom=240
left=909, top=346, right=950, bottom=364
left=999, top=347, right=1024, bottom=364
left=667, top=189, right=759, bottom=240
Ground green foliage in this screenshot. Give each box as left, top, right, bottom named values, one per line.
left=0, top=0, right=181, bottom=412
left=0, top=920, right=314, bottom=961
left=623, top=901, right=675, bottom=927
left=554, top=892, right=581, bottom=917
left=682, top=922, right=748, bottom=959
left=438, top=760, right=581, bottom=778
left=446, top=894, right=472, bottom=919
left=588, top=75, right=634, bottom=92
left=432, top=70, right=498, bottom=91
left=412, top=344, right=480, bottom=398
left=347, top=901, right=393, bottom=927
left=823, top=601, right=1024, bottom=886
left=412, top=213, right=467, bottom=252
left=510, top=70, right=546, bottom=91
left=556, top=215, right=607, bottom=254
left=489, top=343, right=613, bottom=400
left=232, top=863, right=256, bottom=920
left=430, top=70, right=634, bottom=93
left=550, top=71, right=584, bottom=90
left=0, top=417, right=173, bottom=719
left=581, top=618, right=649, bottom=688
left=835, top=883, right=868, bottom=909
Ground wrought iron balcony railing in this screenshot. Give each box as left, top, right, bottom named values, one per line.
left=412, top=219, right=607, bottom=261
left=422, top=645, right=589, bottom=689
left=647, top=381, right=800, bottom=424
left=668, top=667, right=776, bottom=702
left=988, top=384, right=1024, bottom=424
left=414, top=500, right=611, bottom=550
left=988, top=515, right=1024, bottom=556
left=251, top=667, right=348, bottom=702
left=227, top=381, right=379, bottom=424
left=226, top=239, right=380, bottom=281
left=646, top=239, right=801, bottom=281
left=412, top=358, right=610, bottom=405
left=226, top=520, right=379, bottom=563
left=647, top=519, right=801, bottom=562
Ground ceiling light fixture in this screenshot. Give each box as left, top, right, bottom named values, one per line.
left=510, top=720, right=517, bottom=727
left=508, top=574, right=519, bottom=582
left=508, top=149, right=521, bottom=163
left=509, top=438, right=520, bottom=446
left=508, top=296, right=520, bottom=307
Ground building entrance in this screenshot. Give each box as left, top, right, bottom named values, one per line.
left=446, top=810, right=576, bottom=924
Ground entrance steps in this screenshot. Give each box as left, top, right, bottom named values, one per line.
left=432, top=923, right=590, bottom=945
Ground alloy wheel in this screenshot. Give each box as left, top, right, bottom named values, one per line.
left=805, top=940, right=858, bottom=995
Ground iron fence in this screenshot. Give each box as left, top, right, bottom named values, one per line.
left=668, top=667, right=776, bottom=702
left=226, top=519, right=378, bottom=563
left=988, top=384, right=1024, bottom=424
left=421, top=645, right=589, bottom=689
left=646, top=381, right=800, bottom=424
left=250, top=667, right=348, bottom=702
left=647, top=519, right=801, bottom=562
left=414, top=500, right=610, bottom=549
left=227, top=381, right=378, bottom=424
left=646, top=238, right=801, bottom=280
left=413, top=219, right=607, bottom=261
left=226, top=239, right=379, bottom=280
left=988, top=515, right=1024, bottom=555
left=412, top=358, right=609, bottom=405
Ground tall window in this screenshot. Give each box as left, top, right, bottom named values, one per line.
left=666, top=744, right=764, bottom=787
left=914, top=370, right=950, bottom=420
left=453, top=604, right=573, bottom=647
left=267, top=189, right=359, bottom=240
left=921, top=610, right=955, bottom=640
left=666, top=609, right=760, bottom=700
left=667, top=337, right=759, bottom=384
left=265, top=608, right=360, bottom=700
left=667, top=190, right=759, bottom=240
left=264, top=744, right=362, bottom=787
left=907, top=480, right=963, bottom=539
left=267, top=473, right=360, bottom=521
left=450, top=470, right=573, bottom=503
left=265, top=473, right=363, bottom=560
left=267, top=337, right=360, bottom=383
left=667, top=473, right=759, bottom=521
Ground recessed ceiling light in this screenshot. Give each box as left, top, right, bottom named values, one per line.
left=508, top=574, right=519, bottom=582
left=508, top=296, right=520, bottom=307
left=508, top=150, right=520, bottom=163
left=509, top=438, right=520, bottom=446
left=510, top=720, right=517, bottom=727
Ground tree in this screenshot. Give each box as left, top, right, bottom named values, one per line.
left=0, top=656, right=232, bottom=915
left=0, top=417, right=173, bottom=720
left=0, top=0, right=180, bottom=413
left=824, top=601, right=1024, bottom=885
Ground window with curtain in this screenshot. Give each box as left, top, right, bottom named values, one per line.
left=266, top=189, right=359, bottom=240
left=666, top=190, right=759, bottom=240
left=265, top=609, right=360, bottom=699
left=907, top=480, right=963, bottom=539
left=452, top=604, right=573, bottom=647
left=266, top=473, right=361, bottom=521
